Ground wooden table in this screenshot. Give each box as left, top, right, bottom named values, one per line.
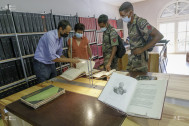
left=0, top=72, right=189, bottom=126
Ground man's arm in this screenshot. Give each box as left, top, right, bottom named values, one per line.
left=68, top=47, right=71, bottom=58
left=52, top=57, right=80, bottom=63
left=105, top=29, right=119, bottom=71
left=106, top=46, right=117, bottom=71
left=133, top=28, right=163, bottom=55
left=87, top=44, right=92, bottom=58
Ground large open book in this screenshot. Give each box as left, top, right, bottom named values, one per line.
left=98, top=72, right=168, bottom=119
left=92, top=69, right=116, bottom=79
left=21, top=85, right=65, bottom=109
left=60, top=59, right=95, bottom=81
left=92, top=69, right=129, bottom=79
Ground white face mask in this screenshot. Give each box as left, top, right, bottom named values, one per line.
left=122, top=16, right=131, bottom=23
left=100, top=27, right=107, bottom=32
left=75, top=33, right=83, bottom=38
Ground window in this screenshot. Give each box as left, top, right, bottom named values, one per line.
left=158, top=0, right=189, bottom=53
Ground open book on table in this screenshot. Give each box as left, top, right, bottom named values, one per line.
left=98, top=72, right=168, bottom=119
left=92, top=69, right=129, bottom=79
left=60, top=59, right=95, bottom=81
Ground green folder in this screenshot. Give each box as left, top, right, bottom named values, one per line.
left=21, top=85, right=65, bottom=109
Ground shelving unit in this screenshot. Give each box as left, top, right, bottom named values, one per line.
left=0, top=9, right=75, bottom=99
left=0, top=9, right=124, bottom=99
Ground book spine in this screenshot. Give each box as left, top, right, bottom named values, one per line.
left=6, top=10, right=14, bottom=33
left=22, top=13, right=30, bottom=33
left=31, top=13, right=37, bottom=32
left=18, top=12, right=26, bottom=33
left=15, top=60, right=24, bottom=79
left=27, top=13, right=33, bottom=32
left=38, top=14, right=43, bottom=32
left=54, top=15, right=60, bottom=29
left=12, top=12, right=21, bottom=33
left=0, top=17, right=3, bottom=34
left=41, top=15, right=47, bottom=32
left=22, top=36, right=30, bottom=55
left=2, top=11, right=11, bottom=33
left=0, top=64, right=4, bottom=86
left=50, top=14, right=55, bottom=30
left=47, top=14, right=52, bottom=31
left=18, top=36, right=25, bottom=56
left=6, top=38, right=15, bottom=58
left=1, top=37, right=11, bottom=59
left=0, top=11, right=7, bottom=33
left=0, top=39, right=6, bottom=60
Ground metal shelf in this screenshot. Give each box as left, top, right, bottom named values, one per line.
left=0, top=57, right=21, bottom=64
left=22, top=54, right=34, bottom=59
left=96, top=30, right=103, bottom=33
left=0, top=33, right=16, bottom=37
left=84, top=29, right=96, bottom=32
left=89, top=42, right=97, bottom=45
left=28, top=75, right=36, bottom=80
left=98, top=56, right=103, bottom=58
left=115, top=29, right=124, bottom=31
left=63, top=47, right=68, bottom=50
left=92, top=55, right=98, bottom=59
left=0, top=78, right=27, bottom=91
left=17, top=32, right=46, bottom=36
left=97, top=43, right=102, bottom=46
left=0, top=32, right=46, bottom=37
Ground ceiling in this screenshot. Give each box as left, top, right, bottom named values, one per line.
left=100, top=0, right=146, bottom=6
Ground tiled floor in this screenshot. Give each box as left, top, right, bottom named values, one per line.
left=166, top=54, right=189, bottom=75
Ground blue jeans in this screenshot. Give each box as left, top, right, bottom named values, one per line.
left=33, top=59, right=57, bottom=83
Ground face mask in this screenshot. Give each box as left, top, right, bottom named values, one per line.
left=75, top=33, right=83, bottom=38
left=122, top=16, right=131, bottom=23
left=61, top=33, right=69, bottom=38
left=100, top=27, right=107, bottom=32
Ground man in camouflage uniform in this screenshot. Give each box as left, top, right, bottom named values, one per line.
left=98, top=14, right=119, bottom=71
left=119, top=2, right=163, bottom=72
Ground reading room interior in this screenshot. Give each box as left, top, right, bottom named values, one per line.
left=0, top=0, right=189, bottom=126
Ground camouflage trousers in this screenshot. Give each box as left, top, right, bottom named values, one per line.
left=127, top=51, right=148, bottom=72
left=103, top=55, right=118, bottom=70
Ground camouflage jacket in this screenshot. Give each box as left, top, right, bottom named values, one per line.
left=127, top=14, right=155, bottom=72
left=102, top=24, right=119, bottom=69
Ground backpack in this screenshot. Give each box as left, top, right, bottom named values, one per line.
left=136, top=17, right=154, bottom=52
left=108, top=32, right=126, bottom=58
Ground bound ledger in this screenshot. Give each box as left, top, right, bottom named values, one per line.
left=92, top=69, right=129, bottom=79
left=60, top=59, right=95, bottom=81
left=98, top=72, right=168, bottom=119
left=21, top=85, right=65, bottom=109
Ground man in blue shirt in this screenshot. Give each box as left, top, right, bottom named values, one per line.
left=34, top=20, right=80, bottom=83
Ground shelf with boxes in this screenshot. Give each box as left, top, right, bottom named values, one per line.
left=0, top=8, right=124, bottom=99
left=0, top=9, right=79, bottom=99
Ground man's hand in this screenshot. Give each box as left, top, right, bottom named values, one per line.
left=133, top=47, right=144, bottom=55
left=105, top=62, right=111, bottom=71
left=72, top=59, right=80, bottom=63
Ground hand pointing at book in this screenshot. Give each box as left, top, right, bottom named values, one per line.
left=71, top=58, right=80, bottom=63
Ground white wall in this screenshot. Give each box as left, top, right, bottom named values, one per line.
left=121, top=0, right=173, bottom=38
left=0, top=0, right=120, bottom=19
left=133, top=0, right=173, bottom=28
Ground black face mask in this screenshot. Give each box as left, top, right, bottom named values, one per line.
left=61, top=33, right=69, bottom=38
